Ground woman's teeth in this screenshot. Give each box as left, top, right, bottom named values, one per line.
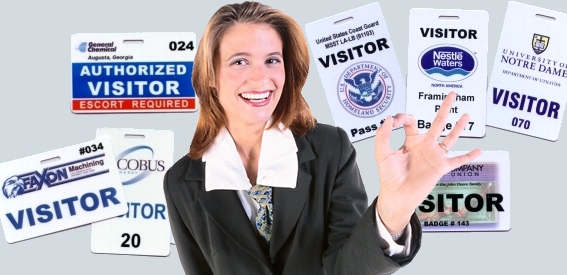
left=240, top=92, right=270, bottom=101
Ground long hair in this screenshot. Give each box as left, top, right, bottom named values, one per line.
left=189, top=1, right=316, bottom=159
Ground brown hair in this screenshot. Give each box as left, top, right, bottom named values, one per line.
left=189, top=1, right=316, bottom=159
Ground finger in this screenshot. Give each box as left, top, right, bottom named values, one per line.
left=428, top=92, right=457, bottom=138
left=375, top=116, right=395, bottom=159
left=447, top=148, right=482, bottom=170
left=392, top=113, right=419, bottom=136
left=440, top=113, right=470, bottom=149
left=376, top=115, right=394, bottom=147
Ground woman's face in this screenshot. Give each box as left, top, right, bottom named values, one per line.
left=215, top=23, right=285, bottom=129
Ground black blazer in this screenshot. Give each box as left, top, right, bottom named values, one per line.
left=164, top=123, right=422, bottom=275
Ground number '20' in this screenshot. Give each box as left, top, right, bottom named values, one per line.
left=121, top=233, right=141, bottom=248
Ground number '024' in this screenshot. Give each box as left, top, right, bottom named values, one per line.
left=169, top=41, right=194, bottom=51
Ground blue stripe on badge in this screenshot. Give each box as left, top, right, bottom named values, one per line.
left=72, top=62, right=194, bottom=99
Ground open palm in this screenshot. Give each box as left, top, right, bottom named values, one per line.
left=374, top=92, right=482, bottom=233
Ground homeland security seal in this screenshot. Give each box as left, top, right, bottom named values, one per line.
left=337, top=61, right=394, bottom=118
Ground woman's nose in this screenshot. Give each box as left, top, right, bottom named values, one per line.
left=247, top=63, right=269, bottom=83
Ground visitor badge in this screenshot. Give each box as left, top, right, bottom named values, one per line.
left=71, top=32, right=197, bottom=113
left=407, top=8, right=489, bottom=138
left=486, top=1, right=567, bottom=141
left=305, top=2, right=406, bottom=143
left=91, top=128, right=173, bottom=256
left=0, top=138, right=127, bottom=243
left=417, top=151, right=510, bottom=232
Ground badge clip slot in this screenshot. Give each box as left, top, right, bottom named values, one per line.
left=438, top=15, right=459, bottom=21
left=40, top=156, right=62, bottom=165
left=535, top=14, right=556, bottom=22
left=123, top=39, right=144, bottom=44
left=334, top=16, right=354, bottom=26
left=124, top=134, right=146, bottom=139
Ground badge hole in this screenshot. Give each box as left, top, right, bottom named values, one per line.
left=438, top=15, right=459, bottom=20
left=40, top=156, right=62, bottom=165
left=123, top=39, right=144, bottom=44
left=535, top=14, right=556, bottom=21
left=334, top=16, right=354, bottom=26
left=124, top=134, right=146, bottom=139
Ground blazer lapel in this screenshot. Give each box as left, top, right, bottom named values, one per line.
left=187, top=133, right=317, bottom=265
left=270, top=135, right=316, bottom=258
left=186, top=160, right=272, bottom=269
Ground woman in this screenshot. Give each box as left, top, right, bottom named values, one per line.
left=164, top=1, right=481, bottom=274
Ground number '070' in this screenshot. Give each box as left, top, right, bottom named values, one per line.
left=512, top=117, right=530, bottom=129
left=121, top=233, right=141, bottom=248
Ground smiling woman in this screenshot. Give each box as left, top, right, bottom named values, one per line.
left=189, top=2, right=314, bottom=162
left=215, top=23, right=286, bottom=131
left=164, top=1, right=480, bottom=275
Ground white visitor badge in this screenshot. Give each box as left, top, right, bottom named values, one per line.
left=486, top=1, right=567, bottom=141
left=305, top=2, right=406, bottom=143
left=91, top=128, right=173, bottom=256
left=0, top=138, right=127, bottom=243
left=407, top=8, right=488, bottom=138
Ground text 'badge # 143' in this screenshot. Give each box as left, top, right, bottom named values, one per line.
left=71, top=33, right=198, bottom=114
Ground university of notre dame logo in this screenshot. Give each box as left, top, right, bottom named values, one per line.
left=532, top=34, right=550, bottom=55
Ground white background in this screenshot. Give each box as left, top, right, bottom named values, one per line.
left=0, top=0, right=564, bottom=274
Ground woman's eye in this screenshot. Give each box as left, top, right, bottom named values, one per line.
left=231, top=59, right=246, bottom=65
left=267, top=58, right=281, bottom=64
